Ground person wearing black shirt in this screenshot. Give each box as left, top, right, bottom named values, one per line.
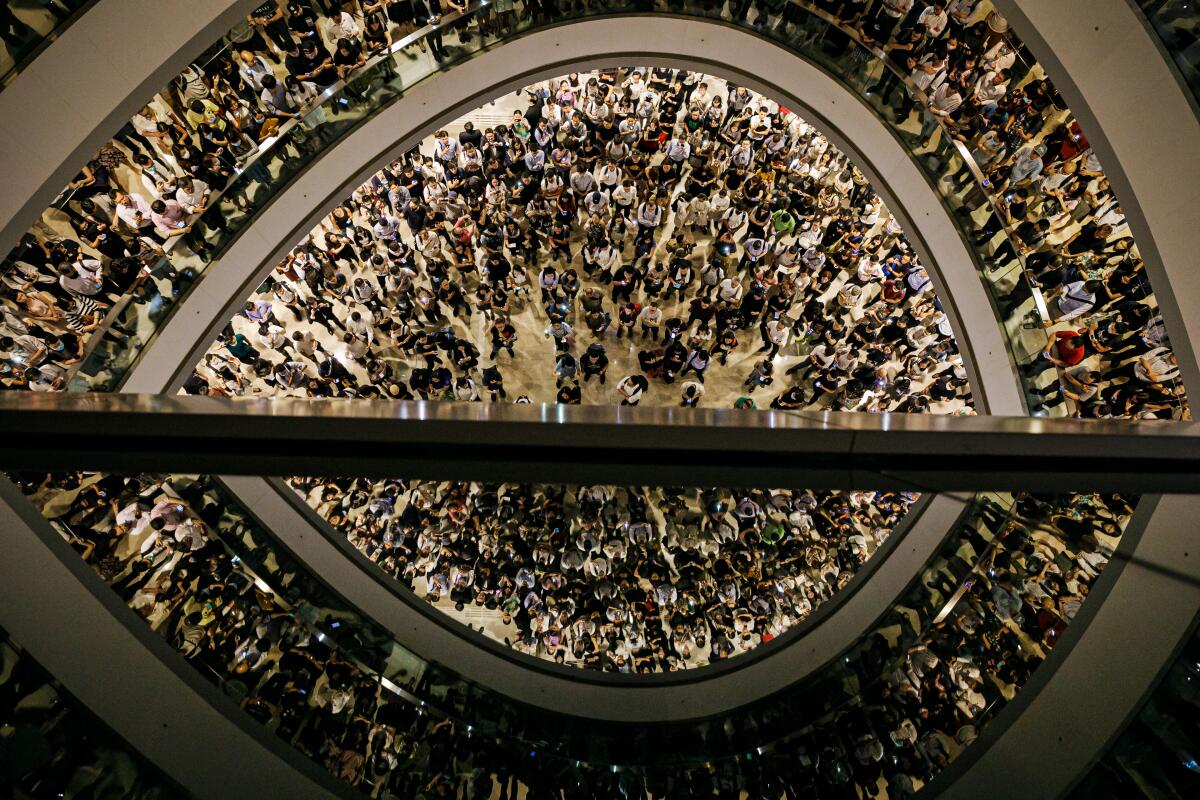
left=488, top=319, right=517, bottom=358
left=771, top=385, right=807, bottom=410
left=662, top=340, right=687, bottom=383
left=292, top=38, right=337, bottom=87
left=249, top=1, right=294, bottom=54
left=481, top=365, right=506, bottom=401
left=556, top=379, right=581, bottom=404
left=458, top=120, right=483, bottom=149
left=333, top=37, right=365, bottom=80
left=581, top=344, right=609, bottom=383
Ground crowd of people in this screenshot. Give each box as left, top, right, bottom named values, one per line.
left=15, top=469, right=1132, bottom=798
left=1, top=0, right=453, bottom=392
left=0, top=0, right=1177, bottom=797
left=0, top=0, right=1185, bottom=421
left=803, top=0, right=1185, bottom=418
left=291, top=478, right=917, bottom=671
left=188, top=67, right=973, bottom=415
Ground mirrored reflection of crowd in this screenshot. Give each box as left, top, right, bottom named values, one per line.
left=15, top=471, right=1135, bottom=798
left=0, top=1, right=84, bottom=78
left=290, top=478, right=917, bottom=671
left=188, top=67, right=973, bottom=414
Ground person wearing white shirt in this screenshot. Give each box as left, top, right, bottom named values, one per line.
left=175, top=177, right=211, bottom=215
left=588, top=241, right=620, bottom=278
left=678, top=195, right=710, bottom=232
left=856, top=257, right=885, bottom=284
left=718, top=276, right=744, bottom=303
left=324, top=10, right=360, bottom=40
left=432, top=131, right=459, bottom=166
left=595, top=161, right=621, bottom=192
left=485, top=178, right=508, bottom=208
left=729, top=140, right=755, bottom=169
left=917, top=3, right=949, bottom=37
left=346, top=309, right=375, bottom=343
left=583, top=190, right=610, bottom=217
left=617, top=374, right=647, bottom=405
left=623, top=72, right=646, bottom=101
left=709, top=190, right=731, bottom=218
left=721, top=205, right=748, bottom=236
left=919, top=82, right=963, bottom=142
left=238, top=49, right=275, bottom=91
left=758, top=317, right=790, bottom=357
left=569, top=168, right=596, bottom=197
left=635, top=91, right=660, bottom=120
left=373, top=213, right=401, bottom=240
left=973, top=69, right=1010, bottom=106
left=664, top=136, right=691, bottom=163
left=113, top=191, right=154, bottom=234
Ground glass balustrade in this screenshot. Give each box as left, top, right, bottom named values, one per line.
left=0, top=0, right=92, bottom=90
left=1136, top=0, right=1200, bottom=109
left=1067, top=616, right=1200, bottom=799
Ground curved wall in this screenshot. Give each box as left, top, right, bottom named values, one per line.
left=116, top=16, right=1025, bottom=415
left=0, top=0, right=261, bottom=258
left=221, top=475, right=968, bottom=722
left=994, top=0, right=1200, bottom=405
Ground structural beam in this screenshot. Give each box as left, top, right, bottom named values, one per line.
left=1, top=393, right=1198, bottom=490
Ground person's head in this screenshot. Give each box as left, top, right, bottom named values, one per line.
left=261, top=73, right=278, bottom=91
left=150, top=199, right=167, bottom=214
left=336, top=37, right=352, bottom=54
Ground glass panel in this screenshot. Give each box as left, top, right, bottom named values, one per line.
left=0, top=625, right=191, bottom=798
left=1067, top=621, right=1200, bottom=799
left=0, top=0, right=92, bottom=90
left=10, top=470, right=1139, bottom=796
left=1136, top=0, right=1200, bottom=108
